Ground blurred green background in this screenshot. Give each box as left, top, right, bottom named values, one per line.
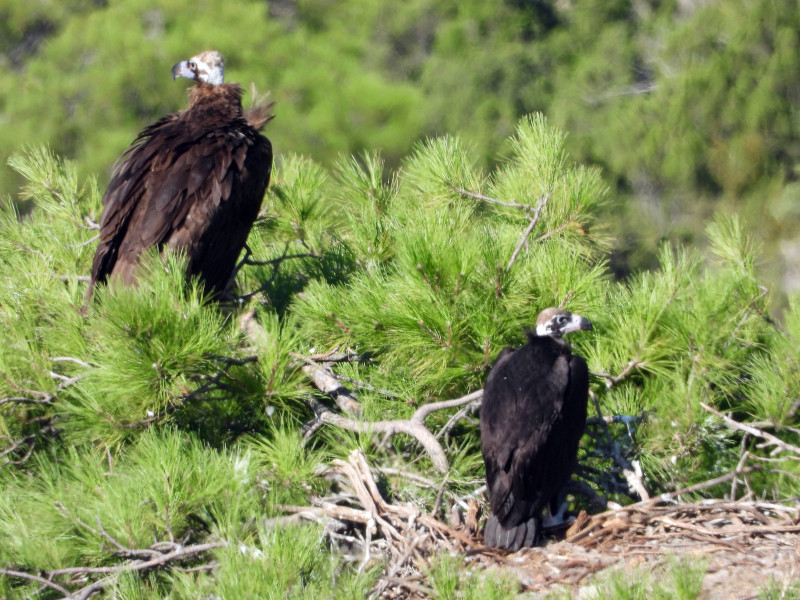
left=2, top=0, right=799, bottom=289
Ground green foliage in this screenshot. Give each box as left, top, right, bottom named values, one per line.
left=4, top=0, right=800, bottom=289
left=760, top=578, right=800, bottom=600
left=425, top=554, right=519, bottom=600
left=1, top=115, right=798, bottom=596
left=0, top=429, right=260, bottom=568
left=586, top=556, right=707, bottom=600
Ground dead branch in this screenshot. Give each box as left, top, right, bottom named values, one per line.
left=452, top=187, right=534, bottom=212
left=0, top=568, right=71, bottom=597
left=46, top=541, right=227, bottom=577
left=0, top=540, right=227, bottom=599
left=591, top=359, right=645, bottom=389
left=701, top=402, right=800, bottom=458
left=506, top=194, right=549, bottom=271
left=303, top=396, right=449, bottom=472
left=410, top=390, right=482, bottom=426
left=291, top=352, right=363, bottom=415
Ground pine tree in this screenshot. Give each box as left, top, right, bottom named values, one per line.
left=0, top=116, right=797, bottom=598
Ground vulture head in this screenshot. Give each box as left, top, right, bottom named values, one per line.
left=172, top=50, right=225, bottom=85
left=534, top=307, right=593, bottom=339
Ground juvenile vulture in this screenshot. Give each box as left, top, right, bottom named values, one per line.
left=88, top=50, right=272, bottom=298
left=480, top=307, right=592, bottom=551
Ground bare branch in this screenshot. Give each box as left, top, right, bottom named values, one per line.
left=49, top=356, right=92, bottom=368
left=591, top=359, right=645, bottom=389
left=303, top=396, right=449, bottom=473
left=452, top=187, right=533, bottom=211
left=506, top=194, right=548, bottom=271
left=411, top=390, right=482, bottom=426
left=701, top=402, right=800, bottom=457
left=0, top=568, right=70, bottom=597
left=45, top=541, right=228, bottom=577
left=291, top=352, right=363, bottom=416
left=0, top=396, right=53, bottom=406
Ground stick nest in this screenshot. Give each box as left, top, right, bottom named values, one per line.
left=283, top=450, right=800, bottom=599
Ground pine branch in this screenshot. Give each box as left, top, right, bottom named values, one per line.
left=0, top=539, right=226, bottom=598
left=302, top=396, right=449, bottom=472
left=291, top=352, right=363, bottom=415
left=701, top=402, right=800, bottom=458
left=0, top=568, right=71, bottom=597
left=591, top=358, right=645, bottom=388
left=451, top=187, right=533, bottom=212
left=506, top=194, right=548, bottom=271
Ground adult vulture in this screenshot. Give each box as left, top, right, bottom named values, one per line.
left=480, top=307, right=592, bottom=551
left=88, top=50, right=272, bottom=298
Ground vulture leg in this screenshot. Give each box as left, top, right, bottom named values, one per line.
left=542, top=493, right=569, bottom=528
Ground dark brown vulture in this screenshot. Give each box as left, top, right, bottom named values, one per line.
left=480, top=307, right=592, bottom=551
left=88, top=50, right=272, bottom=298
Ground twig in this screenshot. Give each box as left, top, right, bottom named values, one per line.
left=291, top=352, right=363, bottom=416
left=452, top=187, right=534, bottom=212
left=591, top=359, right=644, bottom=389
left=0, top=396, right=53, bottom=406
left=51, top=274, right=92, bottom=282
left=506, top=194, right=548, bottom=271
left=65, top=233, right=100, bottom=248
left=49, top=356, right=91, bottom=368
left=0, top=568, right=70, bottom=597
left=410, top=390, right=482, bottom=426
left=45, top=541, right=228, bottom=577
left=303, top=396, right=449, bottom=472
left=640, top=467, right=761, bottom=508
left=535, top=209, right=581, bottom=243
left=431, top=471, right=451, bottom=518
left=701, top=402, right=800, bottom=457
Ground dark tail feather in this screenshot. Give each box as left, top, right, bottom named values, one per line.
left=483, top=515, right=538, bottom=551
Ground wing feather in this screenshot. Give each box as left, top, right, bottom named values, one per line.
left=480, top=339, right=584, bottom=527
left=90, top=110, right=271, bottom=292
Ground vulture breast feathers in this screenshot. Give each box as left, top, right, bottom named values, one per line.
left=480, top=308, right=592, bottom=551
left=89, top=50, right=273, bottom=297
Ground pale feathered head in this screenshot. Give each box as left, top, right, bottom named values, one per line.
left=534, top=307, right=593, bottom=338
left=171, top=50, right=225, bottom=85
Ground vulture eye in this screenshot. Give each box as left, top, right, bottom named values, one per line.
left=188, top=60, right=197, bottom=70
left=556, top=315, right=567, bottom=324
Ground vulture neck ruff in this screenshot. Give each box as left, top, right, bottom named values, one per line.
left=187, top=82, right=244, bottom=120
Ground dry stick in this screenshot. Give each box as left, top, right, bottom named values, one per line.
left=701, top=402, right=800, bottom=457
left=591, top=359, right=645, bottom=388
left=506, top=194, right=549, bottom=271
left=452, top=187, right=534, bottom=211
left=303, top=390, right=482, bottom=473
left=0, top=568, right=71, bottom=597
left=436, top=400, right=480, bottom=440
left=0, top=432, right=37, bottom=460
left=45, top=542, right=228, bottom=578
left=291, top=352, right=363, bottom=415
left=304, top=396, right=448, bottom=472
left=410, top=390, right=482, bottom=426
left=627, top=468, right=761, bottom=511
left=452, top=186, right=552, bottom=271
left=370, top=533, right=429, bottom=600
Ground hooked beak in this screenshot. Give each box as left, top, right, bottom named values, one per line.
left=171, top=60, right=195, bottom=81
left=562, top=313, right=593, bottom=335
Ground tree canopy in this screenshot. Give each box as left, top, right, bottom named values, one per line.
left=2, top=0, right=800, bottom=283
left=1, top=115, right=798, bottom=597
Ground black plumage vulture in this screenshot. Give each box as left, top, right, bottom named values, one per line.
left=88, top=50, right=273, bottom=299
left=480, top=307, right=592, bottom=551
